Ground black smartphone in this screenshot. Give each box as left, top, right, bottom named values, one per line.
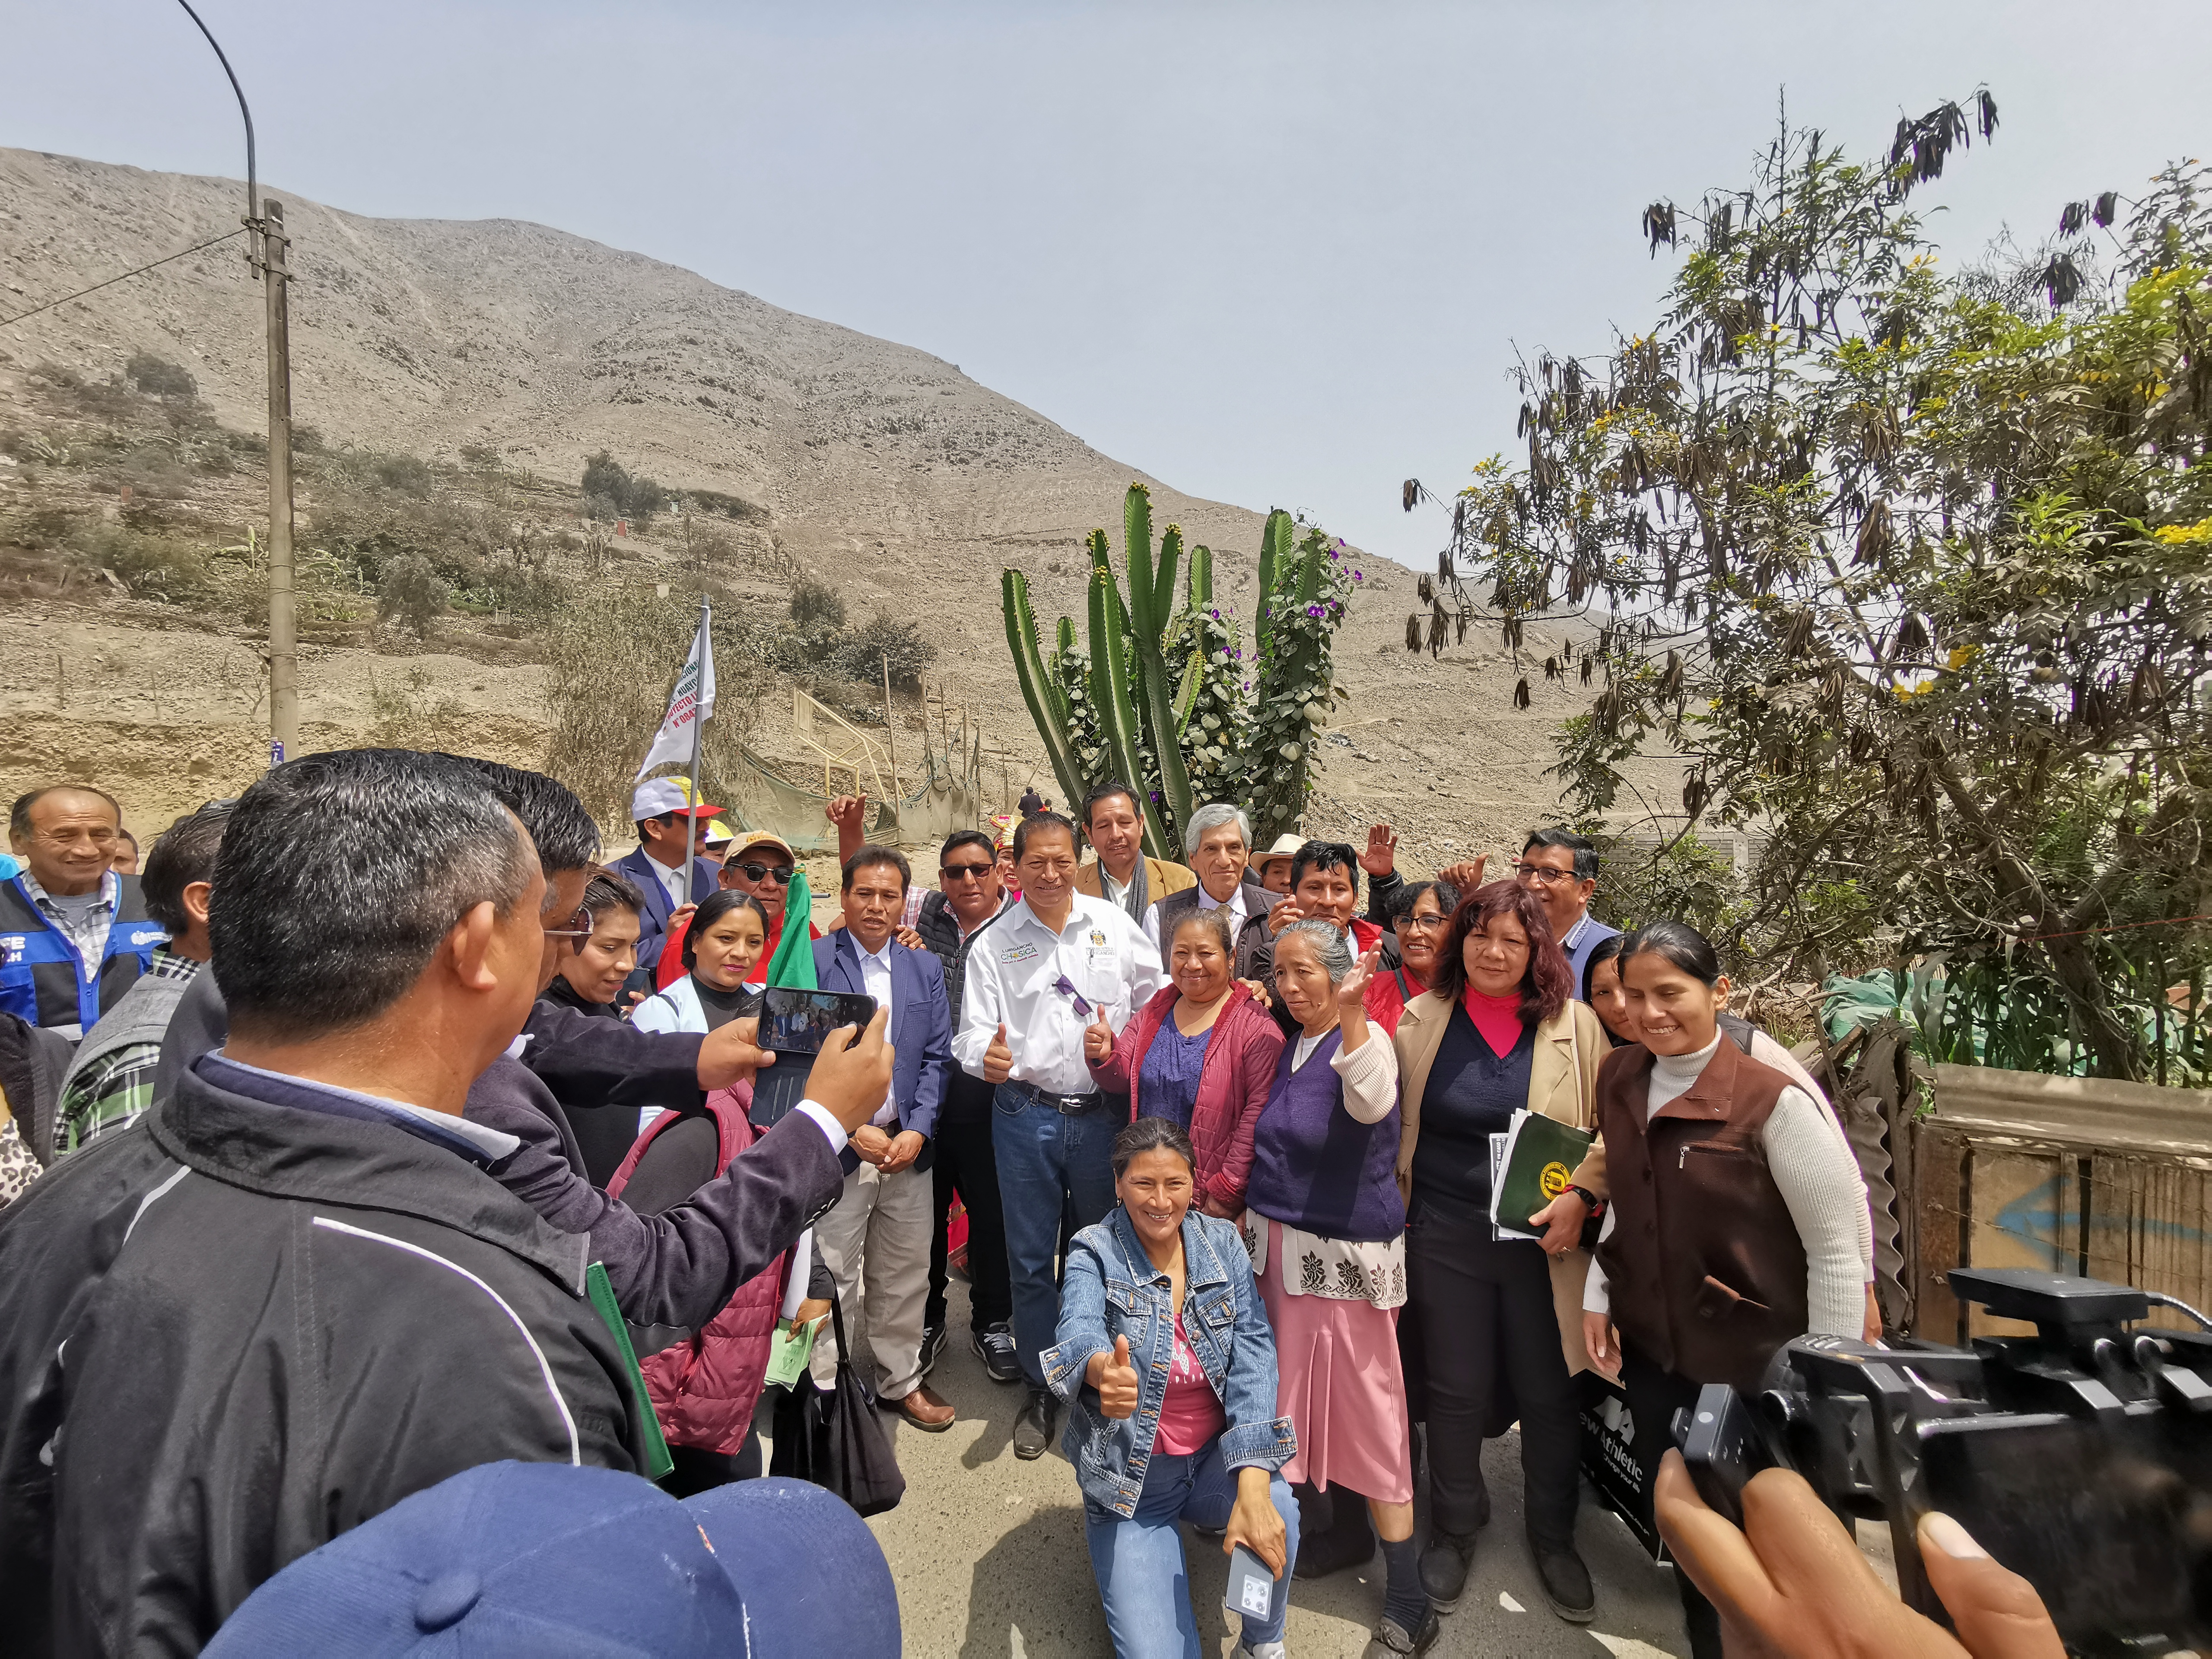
left=760, top=987, right=877, bottom=1055
left=750, top=988, right=877, bottom=1130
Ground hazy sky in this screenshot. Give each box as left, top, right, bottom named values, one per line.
left=7, top=1, right=2209, bottom=566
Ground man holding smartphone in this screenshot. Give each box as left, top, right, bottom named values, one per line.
left=953, top=811, right=1165, bottom=1459
left=810, top=846, right=957, bottom=1431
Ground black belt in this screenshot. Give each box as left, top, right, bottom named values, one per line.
left=1003, top=1078, right=1107, bottom=1115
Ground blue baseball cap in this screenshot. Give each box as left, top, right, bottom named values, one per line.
left=204, top=1463, right=899, bottom=1657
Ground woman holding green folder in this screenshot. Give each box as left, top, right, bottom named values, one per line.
left=1391, top=880, right=1608, bottom=1628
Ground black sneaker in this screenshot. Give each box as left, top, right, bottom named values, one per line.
left=1532, top=1539, right=1595, bottom=1623
left=918, top=1322, right=948, bottom=1377
left=1013, top=1389, right=1058, bottom=1460
left=972, top=1322, right=1022, bottom=1385
left=1417, top=1530, right=1475, bottom=1613
left=1362, top=1607, right=1441, bottom=1656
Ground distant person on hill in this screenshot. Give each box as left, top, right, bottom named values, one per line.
left=1018, top=785, right=1046, bottom=818
left=1074, top=780, right=1195, bottom=926
left=55, top=799, right=232, bottom=1152
left=109, top=829, right=140, bottom=875
left=2, top=784, right=166, bottom=1038
left=611, top=778, right=722, bottom=979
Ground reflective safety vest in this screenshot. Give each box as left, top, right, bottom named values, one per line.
left=0, top=873, right=166, bottom=1036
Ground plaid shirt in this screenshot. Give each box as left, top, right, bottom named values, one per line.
left=19, top=868, right=120, bottom=980
left=56, top=950, right=202, bottom=1154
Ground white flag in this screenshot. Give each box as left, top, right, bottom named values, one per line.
left=634, top=605, right=716, bottom=781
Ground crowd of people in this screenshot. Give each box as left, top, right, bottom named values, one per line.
left=0, top=758, right=1920, bottom=1659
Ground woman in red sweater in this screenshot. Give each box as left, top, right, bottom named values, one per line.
left=1084, top=907, right=1285, bottom=1220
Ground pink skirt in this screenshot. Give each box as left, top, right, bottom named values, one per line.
left=1256, top=1244, right=1414, bottom=1503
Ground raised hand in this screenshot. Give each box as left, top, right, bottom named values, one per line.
left=808, top=1008, right=896, bottom=1132
left=1336, top=947, right=1380, bottom=1020
left=824, top=794, right=868, bottom=832
left=1439, top=855, right=1488, bottom=894
left=1091, top=1334, right=1140, bottom=1419
left=983, top=1021, right=1015, bottom=1084
left=1359, top=823, right=1398, bottom=879
left=1082, top=1005, right=1114, bottom=1065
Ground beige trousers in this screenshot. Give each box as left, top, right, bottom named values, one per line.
left=808, top=1158, right=933, bottom=1400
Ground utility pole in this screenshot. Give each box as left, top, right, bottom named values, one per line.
left=175, top=0, right=293, bottom=764
left=260, top=199, right=297, bottom=763
left=880, top=652, right=900, bottom=804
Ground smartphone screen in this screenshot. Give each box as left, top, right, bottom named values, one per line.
left=760, top=987, right=877, bottom=1055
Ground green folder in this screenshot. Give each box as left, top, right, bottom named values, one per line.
left=585, top=1260, right=674, bottom=1481
left=1488, top=1110, right=1596, bottom=1241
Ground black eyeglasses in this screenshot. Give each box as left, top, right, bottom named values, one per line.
left=733, top=862, right=795, bottom=885
left=941, top=862, right=994, bottom=880
left=1510, top=861, right=1579, bottom=887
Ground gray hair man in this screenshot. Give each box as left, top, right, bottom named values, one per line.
left=1143, top=802, right=1283, bottom=980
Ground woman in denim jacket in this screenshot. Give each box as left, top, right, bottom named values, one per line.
left=1044, top=1117, right=1301, bottom=1659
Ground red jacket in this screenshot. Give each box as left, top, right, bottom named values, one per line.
left=607, top=1084, right=791, bottom=1456
left=1089, top=984, right=1286, bottom=1214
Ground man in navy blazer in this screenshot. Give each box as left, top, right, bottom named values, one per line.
left=611, top=778, right=722, bottom=979
left=807, top=845, right=957, bottom=1431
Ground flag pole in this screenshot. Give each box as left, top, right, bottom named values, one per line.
left=681, top=597, right=711, bottom=905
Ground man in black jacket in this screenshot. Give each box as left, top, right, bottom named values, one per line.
left=0, top=750, right=893, bottom=1656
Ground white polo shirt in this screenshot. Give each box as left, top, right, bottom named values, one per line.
left=952, top=893, right=1165, bottom=1097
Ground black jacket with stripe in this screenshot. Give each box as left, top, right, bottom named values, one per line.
left=0, top=1061, right=644, bottom=1657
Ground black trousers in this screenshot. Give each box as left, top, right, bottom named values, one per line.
left=926, top=1080, right=1012, bottom=1332
left=1404, top=1202, right=1581, bottom=1548
left=1620, top=1346, right=1724, bottom=1659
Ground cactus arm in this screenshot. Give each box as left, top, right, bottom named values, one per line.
left=1046, top=615, right=1077, bottom=731
left=1002, top=567, right=1089, bottom=811
left=1123, top=485, right=1158, bottom=634
left=1255, top=509, right=1291, bottom=663
left=1186, top=543, right=1213, bottom=609
left=1130, top=522, right=1195, bottom=851
left=1087, top=563, right=1170, bottom=861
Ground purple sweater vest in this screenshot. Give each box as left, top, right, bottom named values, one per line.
left=1243, top=1030, right=1406, bottom=1244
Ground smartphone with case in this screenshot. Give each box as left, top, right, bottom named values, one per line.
left=1223, top=1544, right=1276, bottom=1621
left=749, top=987, right=877, bottom=1128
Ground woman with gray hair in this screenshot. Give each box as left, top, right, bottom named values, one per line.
left=1241, top=919, right=1432, bottom=1654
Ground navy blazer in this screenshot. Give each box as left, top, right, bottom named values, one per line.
left=813, top=928, right=950, bottom=1146
left=610, top=845, right=721, bottom=972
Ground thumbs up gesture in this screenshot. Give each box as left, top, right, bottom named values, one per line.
left=1092, top=1333, right=1141, bottom=1419
left=1083, top=1004, right=1115, bottom=1065
left=984, top=1021, right=1015, bottom=1084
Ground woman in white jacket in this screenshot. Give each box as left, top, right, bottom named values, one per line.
left=630, top=891, right=772, bottom=1134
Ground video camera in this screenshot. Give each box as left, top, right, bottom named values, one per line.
left=1674, top=1267, right=2212, bottom=1656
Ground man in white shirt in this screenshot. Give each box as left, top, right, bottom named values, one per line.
left=953, top=811, right=1165, bottom=1458
left=810, top=848, right=955, bottom=1431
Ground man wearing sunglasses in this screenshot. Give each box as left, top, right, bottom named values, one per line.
left=907, top=830, right=1018, bottom=1384
left=654, top=830, right=820, bottom=992
left=1513, top=826, right=1618, bottom=990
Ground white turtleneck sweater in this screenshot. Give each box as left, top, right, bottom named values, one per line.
left=1584, top=1032, right=1868, bottom=1340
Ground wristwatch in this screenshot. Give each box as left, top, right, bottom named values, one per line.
left=1564, top=1183, right=1603, bottom=1217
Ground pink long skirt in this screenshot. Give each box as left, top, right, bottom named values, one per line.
left=1255, top=1242, right=1414, bottom=1504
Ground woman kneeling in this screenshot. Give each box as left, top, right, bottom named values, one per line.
left=1046, top=1117, right=1301, bottom=1659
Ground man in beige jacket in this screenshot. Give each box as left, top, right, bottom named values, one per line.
left=1071, top=781, right=1194, bottom=925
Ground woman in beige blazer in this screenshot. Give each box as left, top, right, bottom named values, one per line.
left=1391, top=880, right=1607, bottom=1628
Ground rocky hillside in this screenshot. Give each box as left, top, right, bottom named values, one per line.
left=0, top=146, right=1667, bottom=875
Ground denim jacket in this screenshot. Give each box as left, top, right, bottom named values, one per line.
left=1042, top=1206, right=1297, bottom=1518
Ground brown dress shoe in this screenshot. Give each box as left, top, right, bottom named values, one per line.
left=886, top=1384, right=956, bottom=1432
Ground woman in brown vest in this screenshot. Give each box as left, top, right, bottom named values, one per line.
left=1580, top=921, right=1868, bottom=1659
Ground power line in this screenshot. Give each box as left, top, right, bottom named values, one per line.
left=0, top=226, right=247, bottom=331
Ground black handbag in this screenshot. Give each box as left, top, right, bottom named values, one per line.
left=768, top=1287, right=906, bottom=1516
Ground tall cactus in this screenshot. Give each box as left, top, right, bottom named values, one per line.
left=1001, top=485, right=1360, bottom=858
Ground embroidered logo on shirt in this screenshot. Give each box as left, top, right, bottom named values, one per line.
left=1001, top=943, right=1039, bottom=963
left=1087, top=929, right=1107, bottom=946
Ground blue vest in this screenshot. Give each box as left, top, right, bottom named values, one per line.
left=0, top=874, right=165, bottom=1034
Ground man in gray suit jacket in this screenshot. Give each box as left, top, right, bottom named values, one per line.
left=1143, top=802, right=1285, bottom=980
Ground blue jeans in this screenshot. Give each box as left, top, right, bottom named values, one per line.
left=1084, top=1440, right=1298, bottom=1657
left=992, top=1085, right=1119, bottom=1387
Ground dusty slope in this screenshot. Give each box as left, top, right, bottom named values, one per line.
left=0, top=147, right=1667, bottom=869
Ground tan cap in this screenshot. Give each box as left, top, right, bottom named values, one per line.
left=728, top=830, right=795, bottom=861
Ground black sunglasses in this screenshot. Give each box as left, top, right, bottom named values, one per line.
left=941, top=861, right=995, bottom=880
left=732, top=862, right=795, bottom=885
